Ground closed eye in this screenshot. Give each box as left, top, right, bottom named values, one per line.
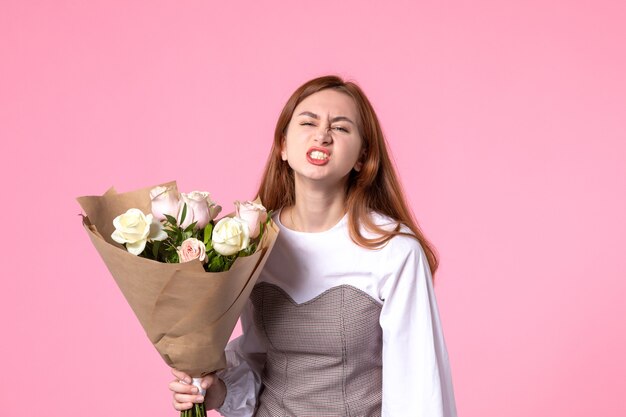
left=299, top=122, right=349, bottom=133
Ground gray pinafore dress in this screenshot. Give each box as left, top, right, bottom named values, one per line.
left=250, top=282, right=383, bottom=417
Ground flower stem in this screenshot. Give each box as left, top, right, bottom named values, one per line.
left=180, top=402, right=206, bottom=417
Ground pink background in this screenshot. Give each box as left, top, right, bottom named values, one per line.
left=2, top=1, right=625, bottom=416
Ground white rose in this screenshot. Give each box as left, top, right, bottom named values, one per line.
left=235, top=200, right=268, bottom=239
left=211, top=217, right=250, bottom=256
left=177, top=238, right=207, bottom=263
left=111, top=208, right=168, bottom=255
left=179, top=191, right=222, bottom=229
left=150, top=185, right=181, bottom=222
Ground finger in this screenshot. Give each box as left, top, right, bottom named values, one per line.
left=171, top=368, right=191, bottom=384
left=174, top=393, right=205, bottom=405
left=172, top=398, right=193, bottom=411
left=169, top=380, right=199, bottom=394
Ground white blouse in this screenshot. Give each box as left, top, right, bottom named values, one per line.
left=217, top=210, right=458, bottom=417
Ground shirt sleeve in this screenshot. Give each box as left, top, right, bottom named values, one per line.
left=216, top=298, right=266, bottom=417
left=378, top=238, right=458, bottom=417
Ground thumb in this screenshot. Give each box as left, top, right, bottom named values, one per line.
left=201, top=373, right=218, bottom=390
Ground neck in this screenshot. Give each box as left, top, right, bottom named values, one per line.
left=284, top=176, right=348, bottom=232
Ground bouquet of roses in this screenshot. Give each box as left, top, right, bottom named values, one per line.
left=77, top=181, right=279, bottom=417
left=113, top=185, right=271, bottom=271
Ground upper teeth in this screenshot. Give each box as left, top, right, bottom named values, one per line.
left=310, top=151, right=328, bottom=160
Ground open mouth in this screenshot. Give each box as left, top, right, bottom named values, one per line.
left=306, top=147, right=330, bottom=165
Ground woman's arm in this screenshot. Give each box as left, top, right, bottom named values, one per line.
left=379, top=238, right=458, bottom=417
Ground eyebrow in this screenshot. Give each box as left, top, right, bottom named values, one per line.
left=297, top=111, right=355, bottom=125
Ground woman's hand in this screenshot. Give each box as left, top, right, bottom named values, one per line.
left=169, top=368, right=227, bottom=411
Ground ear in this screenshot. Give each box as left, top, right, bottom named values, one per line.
left=280, top=135, right=288, bottom=161
left=354, top=148, right=367, bottom=172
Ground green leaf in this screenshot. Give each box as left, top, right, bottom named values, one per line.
left=208, top=254, right=226, bottom=272
left=166, top=251, right=179, bottom=263
left=179, top=202, right=187, bottom=225
left=152, top=240, right=161, bottom=259
left=224, top=256, right=236, bottom=271
left=203, top=223, right=213, bottom=245
left=164, top=214, right=178, bottom=226
left=258, top=221, right=265, bottom=241
left=184, top=221, right=198, bottom=234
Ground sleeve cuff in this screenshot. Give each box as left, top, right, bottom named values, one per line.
left=215, top=350, right=261, bottom=417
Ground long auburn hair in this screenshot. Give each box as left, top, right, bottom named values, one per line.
left=256, top=75, right=440, bottom=280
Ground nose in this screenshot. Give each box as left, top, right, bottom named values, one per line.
left=314, top=125, right=333, bottom=145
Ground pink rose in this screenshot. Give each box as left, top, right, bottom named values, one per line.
left=179, top=191, right=222, bottom=229
left=235, top=201, right=268, bottom=239
left=177, top=238, right=207, bottom=263
left=150, top=186, right=181, bottom=222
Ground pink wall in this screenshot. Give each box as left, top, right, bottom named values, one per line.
left=2, top=1, right=625, bottom=415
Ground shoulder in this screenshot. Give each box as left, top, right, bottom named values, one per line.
left=362, top=211, right=409, bottom=234
left=368, top=213, right=433, bottom=301
left=363, top=211, right=426, bottom=259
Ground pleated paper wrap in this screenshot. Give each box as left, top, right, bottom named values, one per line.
left=77, top=181, right=279, bottom=376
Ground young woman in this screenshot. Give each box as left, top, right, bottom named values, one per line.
left=169, top=75, right=458, bottom=416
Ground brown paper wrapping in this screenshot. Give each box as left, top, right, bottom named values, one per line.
left=77, top=181, right=279, bottom=376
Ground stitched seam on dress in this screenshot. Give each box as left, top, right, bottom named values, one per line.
left=273, top=285, right=289, bottom=417
left=255, top=281, right=383, bottom=308
left=257, top=284, right=288, bottom=417
left=282, top=352, right=288, bottom=417
left=340, top=286, right=351, bottom=416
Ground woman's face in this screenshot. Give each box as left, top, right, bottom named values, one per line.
left=281, top=89, right=364, bottom=186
